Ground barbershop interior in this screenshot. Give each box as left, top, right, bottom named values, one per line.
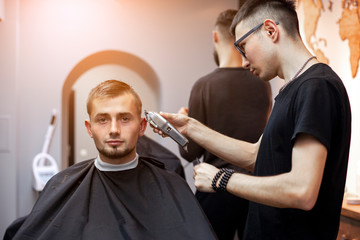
left=1, top=0, right=360, bottom=239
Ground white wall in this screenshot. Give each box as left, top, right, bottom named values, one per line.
left=0, top=0, right=17, bottom=235
left=0, top=0, right=238, bottom=235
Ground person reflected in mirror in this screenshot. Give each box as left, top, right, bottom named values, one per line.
left=178, top=9, right=272, bottom=240
left=152, top=1, right=351, bottom=239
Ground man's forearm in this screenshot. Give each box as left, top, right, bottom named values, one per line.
left=225, top=172, right=305, bottom=209
left=224, top=134, right=327, bottom=210
left=187, top=117, right=257, bottom=171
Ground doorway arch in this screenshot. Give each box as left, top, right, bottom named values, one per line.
left=61, top=50, right=160, bottom=168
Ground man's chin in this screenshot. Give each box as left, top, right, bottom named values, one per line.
left=99, top=148, right=124, bottom=159
left=98, top=146, right=135, bottom=160
left=256, top=72, right=274, bottom=82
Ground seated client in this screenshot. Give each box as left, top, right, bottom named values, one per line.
left=4, top=80, right=215, bottom=240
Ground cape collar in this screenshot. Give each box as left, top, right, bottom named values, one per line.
left=95, top=154, right=139, bottom=172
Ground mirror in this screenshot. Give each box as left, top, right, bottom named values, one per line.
left=62, top=50, right=160, bottom=167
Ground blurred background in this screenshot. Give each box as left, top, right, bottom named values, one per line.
left=0, top=0, right=359, bottom=236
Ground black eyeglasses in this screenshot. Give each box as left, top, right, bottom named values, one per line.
left=234, top=22, right=279, bottom=58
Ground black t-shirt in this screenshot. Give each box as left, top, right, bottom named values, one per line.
left=181, top=67, right=272, bottom=171
left=244, top=63, right=351, bottom=240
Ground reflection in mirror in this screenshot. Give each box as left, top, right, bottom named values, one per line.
left=62, top=50, right=160, bottom=168
left=72, top=64, right=159, bottom=164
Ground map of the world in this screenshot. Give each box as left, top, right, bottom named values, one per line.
left=296, top=0, right=360, bottom=196
left=298, top=0, right=359, bottom=78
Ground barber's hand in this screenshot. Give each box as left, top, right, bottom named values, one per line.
left=177, top=107, right=189, bottom=116
left=151, top=112, right=189, bottom=137
left=193, top=163, right=219, bottom=193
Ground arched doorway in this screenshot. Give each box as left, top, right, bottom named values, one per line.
left=61, top=50, right=160, bottom=168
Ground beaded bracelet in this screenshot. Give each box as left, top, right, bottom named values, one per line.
left=218, top=169, right=235, bottom=192
left=211, top=168, right=226, bottom=191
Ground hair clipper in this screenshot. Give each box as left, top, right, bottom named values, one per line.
left=144, top=110, right=189, bottom=152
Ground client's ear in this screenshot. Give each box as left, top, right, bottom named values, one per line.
left=85, top=120, right=93, bottom=138
left=139, top=118, right=147, bottom=136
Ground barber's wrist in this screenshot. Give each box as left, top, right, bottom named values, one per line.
left=211, top=168, right=235, bottom=192
left=186, top=117, right=199, bottom=137
left=187, top=117, right=208, bottom=142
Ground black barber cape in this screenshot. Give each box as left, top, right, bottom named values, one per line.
left=6, top=158, right=216, bottom=240
left=137, top=135, right=185, bottom=178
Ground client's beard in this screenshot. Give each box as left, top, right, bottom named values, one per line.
left=97, top=145, right=134, bottom=160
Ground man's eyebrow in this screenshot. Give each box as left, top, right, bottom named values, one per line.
left=117, top=112, right=133, bottom=118
left=94, top=113, right=109, bottom=117
left=93, top=112, right=134, bottom=118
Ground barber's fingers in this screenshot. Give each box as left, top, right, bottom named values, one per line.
left=152, top=127, right=168, bottom=138
left=177, top=107, right=189, bottom=116
left=193, top=163, right=218, bottom=193
left=159, top=112, right=176, bottom=122
left=148, top=112, right=189, bottom=137
left=194, top=162, right=218, bottom=173
left=160, top=112, right=189, bottom=136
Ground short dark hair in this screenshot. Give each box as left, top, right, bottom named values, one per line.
left=230, top=0, right=300, bottom=39
left=215, top=9, right=238, bottom=41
